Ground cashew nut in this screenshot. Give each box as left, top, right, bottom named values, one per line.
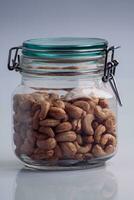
left=54, top=145, right=63, bottom=159
left=32, top=149, right=54, bottom=160
left=100, top=134, right=116, bottom=147
left=99, top=98, right=109, bottom=108
left=73, top=100, right=90, bottom=112
left=74, top=141, right=92, bottom=154
left=94, top=106, right=106, bottom=120
left=94, top=124, right=106, bottom=143
left=71, top=119, right=81, bottom=133
left=94, top=106, right=113, bottom=120
left=60, top=142, right=77, bottom=157
left=82, top=114, right=94, bottom=135
left=39, top=101, right=50, bottom=120
left=92, top=144, right=106, bottom=157
left=75, top=153, right=84, bottom=160
left=105, top=145, right=115, bottom=155
left=92, top=121, right=99, bottom=130
left=83, top=136, right=94, bottom=144
left=88, top=101, right=96, bottom=114
left=76, top=134, right=83, bottom=145
left=104, top=118, right=116, bottom=132
left=37, top=138, right=57, bottom=150
left=55, top=131, right=77, bottom=142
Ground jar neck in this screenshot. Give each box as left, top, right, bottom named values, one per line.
left=20, top=55, right=105, bottom=89
left=21, top=72, right=103, bottom=89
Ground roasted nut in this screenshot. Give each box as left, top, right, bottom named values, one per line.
left=34, top=91, right=49, bottom=99
left=37, top=134, right=48, bottom=141
left=39, top=101, right=50, bottom=120
left=13, top=133, right=23, bottom=147
left=32, top=149, right=54, bottom=160
left=71, top=119, right=81, bottom=133
left=62, top=114, right=69, bottom=122
left=104, top=118, right=116, bottom=132
left=92, top=144, right=105, bottom=157
left=13, top=91, right=117, bottom=162
left=60, top=142, right=77, bottom=157
left=15, top=110, right=31, bottom=124
left=94, top=106, right=113, bottom=120
left=71, top=119, right=78, bottom=130
left=73, top=100, right=90, bottom=112
left=55, top=122, right=72, bottom=133
left=76, top=119, right=82, bottom=133
left=14, top=123, right=20, bottom=133
left=94, top=106, right=106, bottom=120
left=37, top=138, right=57, bottom=150
left=19, top=125, right=27, bottom=140
left=49, top=93, right=59, bottom=101
left=88, top=101, right=96, bottom=114
left=105, top=145, right=115, bottom=154
left=48, top=107, right=66, bottom=120
left=65, top=103, right=83, bottom=119
left=82, top=114, right=94, bottom=135
left=75, top=153, right=84, bottom=160
left=40, top=119, right=60, bottom=127
left=103, top=108, right=115, bottom=119
left=39, top=127, right=55, bottom=137
left=90, top=97, right=99, bottom=105
left=83, top=136, right=94, bottom=144
left=56, top=131, right=77, bottom=142
left=84, top=153, right=93, bottom=159
left=99, top=99, right=109, bottom=108
left=52, top=100, right=65, bottom=109
left=110, top=131, right=116, bottom=137
left=76, top=134, right=83, bottom=145
left=19, top=94, right=34, bottom=111
left=32, top=92, right=47, bottom=102
left=13, top=113, right=19, bottom=124
left=32, top=102, right=41, bottom=114
left=100, top=134, right=116, bottom=147
left=94, top=124, right=106, bottom=143
left=92, top=121, right=99, bottom=130
left=74, top=141, right=92, bottom=154
left=32, top=110, right=40, bottom=130
left=26, top=130, right=37, bottom=145
left=20, top=139, right=34, bottom=156
left=54, top=145, right=63, bottom=159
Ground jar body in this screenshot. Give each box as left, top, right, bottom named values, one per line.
left=12, top=67, right=117, bottom=170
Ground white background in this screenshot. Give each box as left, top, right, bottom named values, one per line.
left=0, top=0, right=133, bottom=199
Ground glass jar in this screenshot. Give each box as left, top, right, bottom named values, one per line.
left=8, top=37, right=121, bottom=170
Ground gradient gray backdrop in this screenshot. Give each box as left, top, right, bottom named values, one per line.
left=0, top=0, right=133, bottom=158
left=0, top=0, right=134, bottom=199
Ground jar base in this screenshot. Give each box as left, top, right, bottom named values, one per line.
left=20, top=154, right=114, bottom=171
left=24, top=161, right=105, bottom=171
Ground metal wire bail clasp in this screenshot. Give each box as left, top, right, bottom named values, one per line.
left=8, top=46, right=22, bottom=71
left=102, top=46, right=122, bottom=106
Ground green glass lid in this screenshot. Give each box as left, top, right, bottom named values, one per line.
left=23, top=37, right=108, bottom=50
left=22, top=37, right=108, bottom=58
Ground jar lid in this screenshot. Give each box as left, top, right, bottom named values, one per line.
left=22, top=37, right=108, bottom=59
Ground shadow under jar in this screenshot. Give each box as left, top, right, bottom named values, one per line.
left=8, top=37, right=121, bottom=170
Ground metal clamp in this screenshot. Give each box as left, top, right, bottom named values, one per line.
left=7, top=46, right=22, bottom=71
left=102, top=46, right=122, bottom=106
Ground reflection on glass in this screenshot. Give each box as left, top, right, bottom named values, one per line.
left=15, top=166, right=117, bottom=200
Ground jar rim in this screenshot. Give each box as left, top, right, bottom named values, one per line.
left=22, top=37, right=108, bottom=59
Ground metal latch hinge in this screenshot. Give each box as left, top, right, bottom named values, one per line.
left=102, top=46, right=122, bottom=106
left=7, top=46, right=22, bottom=71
